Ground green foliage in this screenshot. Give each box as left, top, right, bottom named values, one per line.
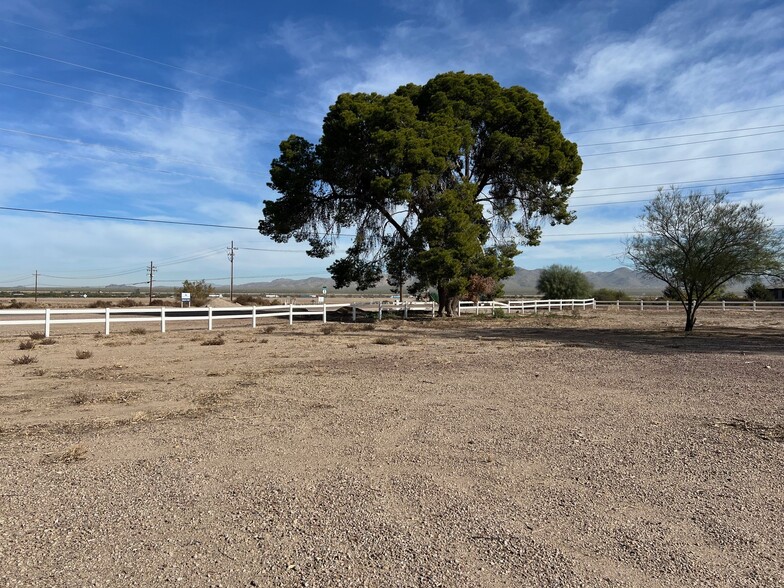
left=536, top=265, right=593, bottom=299
left=179, top=280, right=214, bottom=306
left=745, top=281, right=774, bottom=301
left=260, top=72, right=582, bottom=316
left=626, top=188, right=784, bottom=331
left=592, top=288, right=630, bottom=301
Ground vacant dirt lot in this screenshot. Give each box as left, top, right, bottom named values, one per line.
left=0, top=309, right=782, bottom=587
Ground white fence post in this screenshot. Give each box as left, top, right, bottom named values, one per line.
left=403, top=302, right=408, bottom=320
left=377, top=301, right=382, bottom=321
left=352, top=303, right=357, bottom=322
left=431, top=301, right=435, bottom=318
left=753, top=300, right=757, bottom=312
left=161, top=307, right=166, bottom=333
left=105, top=308, right=110, bottom=335
left=44, top=308, right=51, bottom=337
left=640, top=299, right=644, bottom=311
left=666, top=300, right=670, bottom=312
left=616, top=300, right=620, bottom=310
left=289, top=303, right=293, bottom=325
left=323, top=302, right=327, bottom=323
left=252, top=306, right=257, bottom=328
left=208, top=306, right=213, bottom=330
left=457, top=302, right=461, bottom=317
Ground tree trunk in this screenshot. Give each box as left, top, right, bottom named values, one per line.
left=684, top=301, right=696, bottom=332
left=437, top=284, right=447, bottom=317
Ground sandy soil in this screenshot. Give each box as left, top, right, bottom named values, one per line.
left=0, top=309, right=782, bottom=587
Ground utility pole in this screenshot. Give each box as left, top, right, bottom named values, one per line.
left=227, top=241, right=237, bottom=302
left=147, top=261, right=157, bottom=304
left=34, top=270, right=38, bottom=303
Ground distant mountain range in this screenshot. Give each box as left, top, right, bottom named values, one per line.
left=235, top=267, right=667, bottom=295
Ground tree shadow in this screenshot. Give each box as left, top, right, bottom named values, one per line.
left=433, top=320, right=784, bottom=356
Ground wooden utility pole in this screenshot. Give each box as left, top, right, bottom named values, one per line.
left=147, top=261, right=157, bottom=304
left=227, top=241, right=237, bottom=302
left=34, top=270, right=38, bottom=302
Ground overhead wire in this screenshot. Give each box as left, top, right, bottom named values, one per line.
left=566, top=103, right=784, bottom=134
left=0, top=43, right=292, bottom=118
left=0, top=17, right=275, bottom=97
left=0, top=126, right=266, bottom=177
left=0, top=80, right=245, bottom=139
left=583, top=147, right=784, bottom=171
left=578, top=123, right=784, bottom=147
left=0, top=141, right=262, bottom=189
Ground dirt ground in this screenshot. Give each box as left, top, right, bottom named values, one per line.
left=0, top=309, right=782, bottom=587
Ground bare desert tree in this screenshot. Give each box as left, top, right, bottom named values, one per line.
left=626, top=188, right=784, bottom=331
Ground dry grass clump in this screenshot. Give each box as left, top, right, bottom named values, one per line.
left=201, top=334, right=225, bottom=346
left=39, top=338, right=57, bottom=346
left=75, top=350, right=93, bottom=360
left=361, top=323, right=376, bottom=331
left=262, top=325, right=276, bottom=334
left=18, top=339, right=36, bottom=350
left=129, top=327, right=147, bottom=335
left=373, top=336, right=399, bottom=345
left=28, top=331, right=46, bottom=340
left=11, top=354, right=37, bottom=365
left=41, top=444, right=87, bottom=464
left=321, top=325, right=337, bottom=335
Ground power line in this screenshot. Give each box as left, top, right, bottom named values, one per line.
left=0, top=126, right=266, bottom=177
left=0, top=206, right=258, bottom=230
left=578, top=123, right=784, bottom=147
left=0, top=142, right=261, bottom=189
left=570, top=186, right=784, bottom=208
left=0, top=17, right=275, bottom=97
left=566, top=103, right=784, bottom=134
left=572, top=176, right=784, bottom=200
left=0, top=43, right=288, bottom=118
left=0, top=79, right=244, bottom=139
left=583, top=147, right=784, bottom=171
left=581, top=129, right=784, bottom=157
left=573, top=172, right=784, bottom=193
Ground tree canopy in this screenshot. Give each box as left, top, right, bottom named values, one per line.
left=536, top=264, right=593, bottom=299
left=259, top=72, right=582, bottom=315
left=626, top=188, right=784, bottom=331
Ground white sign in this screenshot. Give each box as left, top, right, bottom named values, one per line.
left=321, top=286, right=327, bottom=295
left=181, top=292, right=191, bottom=302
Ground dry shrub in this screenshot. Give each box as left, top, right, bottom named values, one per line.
left=11, top=354, right=37, bottom=365
left=116, top=298, right=139, bottom=307
left=32, top=368, right=45, bottom=376
left=75, top=350, right=93, bottom=360
left=5, top=299, right=27, bottom=309
left=361, top=323, right=376, bottom=331
left=28, top=331, right=46, bottom=340
left=346, top=343, right=357, bottom=349
left=321, top=325, right=337, bottom=335
left=373, top=336, right=397, bottom=345
left=39, top=338, right=57, bottom=346
left=18, top=340, right=35, bottom=350
left=87, top=299, right=111, bottom=308
left=129, top=327, right=147, bottom=335
left=259, top=338, right=269, bottom=343
left=202, top=335, right=225, bottom=346
left=70, top=391, right=93, bottom=405
left=262, top=325, right=276, bottom=334
left=41, top=444, right=87, bottom=464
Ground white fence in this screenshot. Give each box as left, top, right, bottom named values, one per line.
left=595, top=299, right=784, bottom=312
left=0, top=299, right=598, bottom=337
left=3, top=297, right=781, bottom=337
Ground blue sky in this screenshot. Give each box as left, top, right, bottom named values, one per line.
left=1, top=0, right=783, bottom=289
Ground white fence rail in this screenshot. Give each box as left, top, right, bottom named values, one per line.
left=0, top=299, right=598, bottom=337
left=0, top=302, right=437, bottom=337
left=6, top=297, right=776, bottom=337
left=595, top=299, right=784, bottom=312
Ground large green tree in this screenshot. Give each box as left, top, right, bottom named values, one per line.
left=626, top=188, right=784, bottom=331
left=536, top=264, right=593, bottom=299
left=259, top=72, right=582, bottom=315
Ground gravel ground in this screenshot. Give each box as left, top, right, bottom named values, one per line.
left=0, top=309, right=782, bottom=587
